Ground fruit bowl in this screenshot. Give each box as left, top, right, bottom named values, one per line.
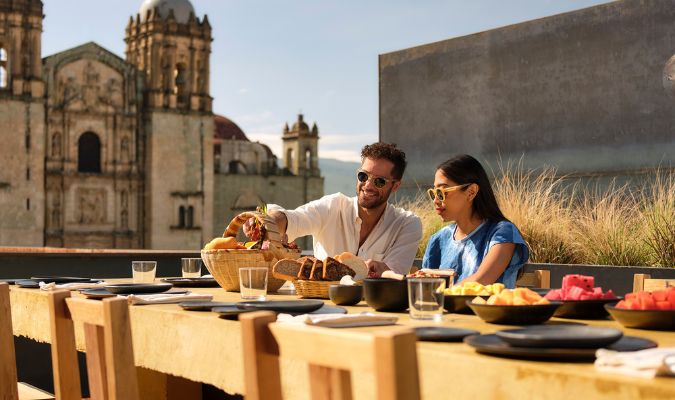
left=553, top=298, right=621, bottom=319
left=605, top=304, right=675, bottom=331
left=443, top=295, right=488, bottom=314
left=467, top=301, right=561, bottom=325
left=364, top=278, right=408, bottom=312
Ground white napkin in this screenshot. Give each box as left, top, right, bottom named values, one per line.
left=277, top=312, right=398, bottom=328
left=127, top=292, right=213, bottom=305
left=595, top=348, right=675, bottom=378
left=39, top=281, right=107, bottom=291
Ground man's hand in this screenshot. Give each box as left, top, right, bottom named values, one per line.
left=242, top=218, right=261, bottom=241
left=365, top=259, right=391, bottom=278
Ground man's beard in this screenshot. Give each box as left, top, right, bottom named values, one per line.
left=358, top=188, right=390, bottom=209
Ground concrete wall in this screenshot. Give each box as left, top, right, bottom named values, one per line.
left=380, top=0, right=675, bottom=197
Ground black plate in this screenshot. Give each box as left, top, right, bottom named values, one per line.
left=104, top=283, right=173, bottom=294
left=605, top=304, right=675, bottom=331
left=553, top=298, right=621, bottom=319
left=495, top=325, right=623, bottom=348
left=236, top=300, right=325, bottom=313
left=467, top=301, right=561, bottom=325
left=443, top=295, right=488, bottom=314
left=161, top=277, right=219, bottom=287
left=311, top=305, right=347, bottom=315
left=80, top=288, right=117, bottom=299
left=31, top=276, right=93, bottom=284
left=15, top=279, right=41, bottom=288
left=464, top=334, right=657, bottom=361
left=179, top=301, right=236, bottom=311
left=213, top=305, right=255, bottom=320
left=415, top=327, right=479, bottom=342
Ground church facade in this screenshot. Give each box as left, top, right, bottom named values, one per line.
left=0, top=0, right=323, bottom=250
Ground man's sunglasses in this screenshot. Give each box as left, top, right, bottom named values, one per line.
left=427, top=184, right=471, bottom=201
left=356, top=170, right=397, bottom=188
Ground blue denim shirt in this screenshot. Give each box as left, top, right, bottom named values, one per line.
left=422, top=220, right=529, bottom=288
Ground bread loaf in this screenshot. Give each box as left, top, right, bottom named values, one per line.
left=309, top=259, right=324, bottom=280
left=334, top=252, right=367, bottom=281
left=323, top=257, right=356, bottom=281
left=272, top=259, right=302, bottom=281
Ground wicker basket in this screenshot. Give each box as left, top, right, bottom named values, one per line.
left=294, top=280, right=339, bottom=299
left=201, top=211, right=300, bottom=292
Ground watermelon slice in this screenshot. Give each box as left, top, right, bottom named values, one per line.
left=562, top=274, right=594, bottom=291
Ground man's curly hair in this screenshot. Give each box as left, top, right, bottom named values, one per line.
left=360, top=142, right=407, bottom=180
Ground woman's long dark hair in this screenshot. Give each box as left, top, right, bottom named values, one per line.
left=437, top=154, right=507, bottom=222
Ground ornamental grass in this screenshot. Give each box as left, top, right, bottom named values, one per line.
left=399, top=165, right=674, bottom=268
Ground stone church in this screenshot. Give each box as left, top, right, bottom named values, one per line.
left=0, top=0, right=323, bottom=250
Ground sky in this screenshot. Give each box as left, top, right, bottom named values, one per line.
left=41, top=0, right=612, bottom=162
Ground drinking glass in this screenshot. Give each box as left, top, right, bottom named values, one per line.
left=408, top=278, right=446, bottom=321
left=239, top=267, right=268, bottom=300
left=132, top=261, right=157, bottom=283
left=181, top=258, right=202, bottom=278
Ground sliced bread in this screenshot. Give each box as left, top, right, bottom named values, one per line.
left=323, top=257, right=356, bottom=281
left=309, top=259, right=324, bottom=280
left=272, top=258, right=301, bottom=281
left=297, top=256, right=315, bottom=280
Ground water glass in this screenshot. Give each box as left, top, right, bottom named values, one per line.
left=132, top=261, right=157, bottom=283
left=408, top=278, right=446, bottom=321
left=181, top=258, right=202, bottom=278
left=239, top=267, right=268, bottom=300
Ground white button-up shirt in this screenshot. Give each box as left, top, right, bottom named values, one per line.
left=269, top=193, right=423, bottom=274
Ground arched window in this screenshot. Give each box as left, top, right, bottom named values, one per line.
left=305, top=148, right=312, bottom=171
left=174, top=63, right=188, bottom=103
left=186, top=206, right=194, bottom=228
left=0, top=47, right=7, bottom=89
left=178, top=206, right=186, bottom=228
left=286, top=148, right=294, bottom=169
left=78, top=132, right=101, bottom=173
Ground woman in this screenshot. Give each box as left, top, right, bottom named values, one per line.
left=422, top=155, right=529, bottom=288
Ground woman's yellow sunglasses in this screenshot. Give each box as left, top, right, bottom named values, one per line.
left=427, top=184, right=471, bottom=201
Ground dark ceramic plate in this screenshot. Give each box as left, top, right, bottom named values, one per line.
left=179, top=301, right=236, bottom=311
left=467, top=301, right=561, bottom=325
left=31, top=276, right=93, bottom=284
left=236, top=300, right=325, bottom=313
left=605, top=304, right=675, bottom=331
left=15, top=280, right=41, bottom=288
left=79, top=288, right=117, bottom=299
left=443, top=295, right=488, bottom=314
left=213, top=306, right=255, bottom=320
left=415, top=327, right=479, bottom=342
left=0, top=279, right=19, bottom=285
left=464, top=334, right=657, bottom=361
left=161, top=277, right=219, bottom=287
left=104, top=283, right=173, bottom=294
left=553, top=298, right=621, bottom=319
left=495, top=325, right=623, bottom=348
left=311, top=305, right=347, bottom=315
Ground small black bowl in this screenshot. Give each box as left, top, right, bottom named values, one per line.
left=467, top=301, right=561, bottom=325
left=329, top=284, right=363, bottom=306
left=605, top=304, right=675, bottom=331
left=553, top=298, right=621, bottom=320
left=363, top=278, right=408, bottom=312
left=444, top=295, right=489, bottom=314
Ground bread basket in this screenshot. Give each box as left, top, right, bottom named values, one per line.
left=294, top=280, right=338, bottom=299
left=201, top=211, right=300, bottom=292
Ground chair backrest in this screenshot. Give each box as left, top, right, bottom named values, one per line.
left=0, top=282, right=20, bottom=400
left=48, top=290, right=139, bottom=400
left=633, top=274, right=675, bottom=292
left=516, top=269, right=550, bottom=289
left=240, top=311, right=420, bottom=400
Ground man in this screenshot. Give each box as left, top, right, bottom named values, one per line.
left=244, top=142, right=422, bottom=277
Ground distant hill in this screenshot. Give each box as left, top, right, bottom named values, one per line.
left=319, top=158, right=360, bottom=196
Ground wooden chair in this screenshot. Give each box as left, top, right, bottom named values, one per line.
left=240, top=311, right=420, bottom=400
left=48, top=290, right=140, bottom=400
left=0, top=283, right=54, bottom=400
left=516, top=269, right=551, bottom=289
left=633, top=274, right=675, bottom=292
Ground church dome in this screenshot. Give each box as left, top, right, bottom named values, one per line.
left=214, top=115, right=249, bottom=141
left=291, top=114, right=310, bottom=133
left=139, top=0, right=195, bottom=24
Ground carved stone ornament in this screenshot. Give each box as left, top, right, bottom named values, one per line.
left=76, top=188, right=107, bottom=224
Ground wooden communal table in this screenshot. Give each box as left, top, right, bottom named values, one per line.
left=9, top=281, right=675, bottom=400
